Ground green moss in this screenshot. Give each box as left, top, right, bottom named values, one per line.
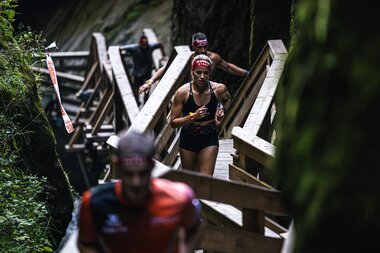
left=1, top=0, right=73, bottom=249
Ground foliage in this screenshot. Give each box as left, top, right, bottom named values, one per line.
left=275, top=0, right=380, bottom=252
left=0, top=1, right=55, bottom=252
left=0, top=116, right=53, bottom=253
left=0, top=0, right=45, bottom=100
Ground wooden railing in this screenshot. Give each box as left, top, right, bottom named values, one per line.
left=161, top=169, right=288, bottom=253
left=229, top=40, right=287, bottom=186
left=65, top=33, right=113, bottom=153
left=106, top=45, right=192, bottom=177
left=40, top=31, right=289, bottom=252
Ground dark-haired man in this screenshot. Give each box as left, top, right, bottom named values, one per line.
left=77, top=130, right=202, bottom=253
left=139, top=32, right=248, bottom=94
left=121, top=35, right=163, bottom=105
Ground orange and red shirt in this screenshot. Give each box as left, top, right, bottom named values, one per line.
left=78, top=178, right=201, bottom=253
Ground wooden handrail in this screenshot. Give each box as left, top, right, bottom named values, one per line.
left=106, top=45, right=192, bottom=149
left=243, top=40, right=287, bottom=136
left=109, top=45, right=139, bottom=133
left=229, top=40, right=287, bottom=184
left=220, top=41, right=271, bottom=138
left=66, top=33, right=111, bottom=150
left=161, top=169, right=288, bottom=216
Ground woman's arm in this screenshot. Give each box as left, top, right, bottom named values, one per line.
left=170, top=87, right=193, bottom=128
left=139, top=65, right=166, bottom=94
left=214, top=83, right=231, bottom=130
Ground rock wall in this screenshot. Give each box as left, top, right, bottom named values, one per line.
left=16, top=0, right=173, bottom=53
left=171, top=0, right=293, bottom=93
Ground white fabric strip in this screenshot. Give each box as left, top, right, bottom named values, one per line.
left=46, top=53, right=75, bottom=133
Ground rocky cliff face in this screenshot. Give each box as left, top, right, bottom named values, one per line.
left=171, top=0, right=293, bottom=93
left=16, top=0, right=173, bottom=53
left=17, top=0, right=292, bottom=85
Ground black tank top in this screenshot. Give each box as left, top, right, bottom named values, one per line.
left=182, top=82, right=218, bottom=122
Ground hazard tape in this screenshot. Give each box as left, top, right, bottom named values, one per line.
left=45, top=43, right=74, bottom=134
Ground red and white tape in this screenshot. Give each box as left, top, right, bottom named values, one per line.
left=46, top=43, right=74, bottom=133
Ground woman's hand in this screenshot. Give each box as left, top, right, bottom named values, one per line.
left=139, top=79, right=153, bottom=94
left=215, top=106, right=225, bottom=121
left=192, top=105, right=208, bottom=120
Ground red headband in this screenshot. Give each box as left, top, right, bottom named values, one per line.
left=117, top=156, right=153, bottom=167
left=193, top=39, right=208, bottom=47
left=192, top=59, right=211, bottom=70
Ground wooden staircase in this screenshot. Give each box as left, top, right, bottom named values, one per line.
left=36, top=30, right=290, bottom=252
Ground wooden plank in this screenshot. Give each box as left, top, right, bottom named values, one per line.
left=75, top=61, right=99, bottom=96
left=200, top=200, right=241, bottom=229
left=88, top=88, right=112, bottom=126
left=91, top=91, right=114, bottom=135
left=92, top=33, right=109, bottom=75
left=243, top=208, right=265, bottom=234
left=37, top=51, right=89, bottom=58
left=229, top=163, right=274, bottom=189
left=155, top=120, right=175, bottom=155
left=65, top=143, right=85, bottom=152
left=109, top=46, right=139, bottom=123
left=243, top=53, right=287, bottom=136
left=201, top=199, right=284, bottom=238
left=162, top=132, right=180, bottom=166
left=161, top=169, right=288, bottom=216
left=84, top=124, right=114, bottom=133
left=83, top=78, right=103, bottom=111
left=32, top=67, right=85, bottom=83
left=265, top=217, right=288, bottom=236
left=67, top=125, right=83, bottom=148
left=221, top=44, right=270, bottom=136
left=107, top=46, right=192, bottom=149
left=232, top=127, right=275, bottom=168
left=200, top=223, right=283, bottom=253
left=129, top=46, right=191, bottom=134
left=268, top=40, right=288, bottom=60
left=224, top=67, right=268, bottom=137
left=85, top=132, right=114, bottom=142
left=51, top=51, right=89, bottom=58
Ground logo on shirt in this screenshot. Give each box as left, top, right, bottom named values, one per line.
left=151, top=215, right=180, bottom=225
left=102, top=213, right=128, bottom=234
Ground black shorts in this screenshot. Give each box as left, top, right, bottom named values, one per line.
left=179, top=123, right=219, bottom=153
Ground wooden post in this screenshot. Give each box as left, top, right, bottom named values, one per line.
left=243, top=208, right=265, bottom=235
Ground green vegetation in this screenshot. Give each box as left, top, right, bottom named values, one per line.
left=275, top=0, right=380, bottom=252
left=0, top=119, right=53, bottom=252
left=0, top=0, right=56, bottom=251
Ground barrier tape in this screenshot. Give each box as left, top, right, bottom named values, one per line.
left=45, top=42, right=74, bottom=133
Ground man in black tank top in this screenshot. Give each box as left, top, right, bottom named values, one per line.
left=170, top=55, right=231, bottom=176
left=139, top=32, right=248, bottom=95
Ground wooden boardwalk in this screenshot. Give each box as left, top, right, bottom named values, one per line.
left=206, top=139, right=280, bottom=238
left=213, top=139, right=234, bottom=180
left=44, top=34, right=289, bottom=252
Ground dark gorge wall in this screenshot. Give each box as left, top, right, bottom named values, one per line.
left=17, top=0, right=293, bottom=93
left=16, top=0, right=173, bottom=53
left=172, top=0, right=251, bottom=93
left=171, top=0, right=293, bottom=93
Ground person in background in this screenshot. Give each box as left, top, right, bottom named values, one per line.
left=121, top=34, right=164, bottom=105
left=139, top=32, right=248, bottom=94
left=77, top=130, right=202, bottom=253
left=170, top=54, right=231, bottom=176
